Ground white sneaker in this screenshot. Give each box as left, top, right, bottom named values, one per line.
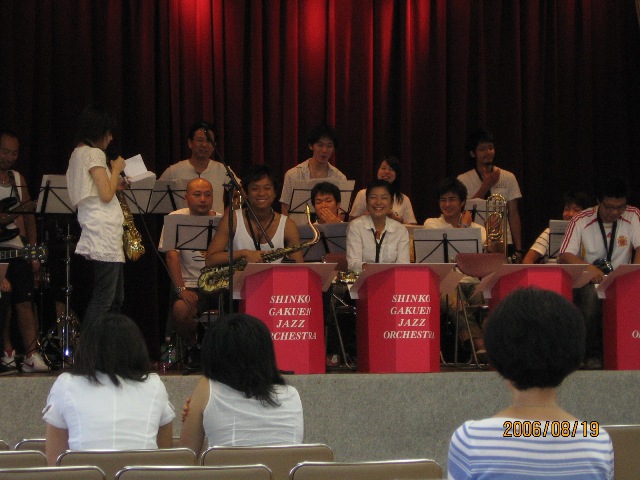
left=21, top=352, right=50, bottom=373
left=1, top=350, right=16, bottom=369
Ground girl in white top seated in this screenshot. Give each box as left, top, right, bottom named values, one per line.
left=43, top=314, right=175, bottom=465
left=349, top=156, right=417, bottom=224
left=346, top=179, right=410, bottom=273
left=180, top=313, right=303, bottom=456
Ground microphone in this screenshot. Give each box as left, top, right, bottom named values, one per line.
left=120, top=170, right=131, bottom=187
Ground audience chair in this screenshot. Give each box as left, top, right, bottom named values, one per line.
left=201, top=444, right=333, bottom=480
left=602, top=424, right=640, bottom=480
left=116, top=464, right=272, bottom=480
left=0, top=450, right=47, bottom=468
left=290, top=459, right=443, bottom=480
left=452, top=253, right=506, bottom=366
left=14, top=438, right=46, bottom=453
left=57, top=448, right=196, bottom=479
left=0, top=442, right=7, bottom=452
left=0, top=466, right=105, bottom=480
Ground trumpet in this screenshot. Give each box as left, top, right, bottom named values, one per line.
left=485, top=193, right=508, bottom=256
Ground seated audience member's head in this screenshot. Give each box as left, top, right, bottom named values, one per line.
left=73, top=313, right=151, bottom=387
left=562, top=190, right=591, bottom=220
left=201, top=313, right=286, bottom=406
left=311, top=181, right=342, bottom=223
left=484, top=288, right=585, bottom=390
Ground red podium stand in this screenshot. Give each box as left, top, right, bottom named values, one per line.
left=597, top=265, right=640, bottom=370
left=234, top=263, right=336, bottom=374
left=350, top=263, right=453, bottom=373
left=476, top=264, right=590, bottom=309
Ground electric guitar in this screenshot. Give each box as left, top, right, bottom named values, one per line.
left=0, top=197, right=38, bottom=242
left=0, top=244, right=48, bottom=262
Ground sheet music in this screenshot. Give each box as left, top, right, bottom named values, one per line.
left=36, top=175, right=75, bottom=214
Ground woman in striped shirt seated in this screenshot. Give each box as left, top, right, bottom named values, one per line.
left=447, top=288, right=613, bottom=480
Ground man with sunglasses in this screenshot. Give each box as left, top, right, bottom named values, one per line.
left=559, top=176, right=640, bottom=369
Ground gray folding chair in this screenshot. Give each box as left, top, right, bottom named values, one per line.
left=290, top=459, right=443, bottom=480
left=602, top=424, right=640, bottom=480
left=0, top=450, right=47, bottom=468
left=116, top=464, right=272, bottom=480
left=0, top=466, right=106, bottom=480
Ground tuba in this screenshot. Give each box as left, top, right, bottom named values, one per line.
left=485, top=194, right=508, bottom=256
left=198, top=205, right=320, bottom=294
left=116, top=191, right=145, bottom=261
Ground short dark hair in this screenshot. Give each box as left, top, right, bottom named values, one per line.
left=562, top=190, right=591, bottom=210
left=437, top=177, right=468, bottom=204
left=484, top=288, right=585, bottom=390
left=306, top=124, right=338, bottom=147
left=72, top=314, right=151, bottom=387
left=189, top=121, right=214, bottom=142
left=596, top=176, right=629, bottom=202
left=0, top=128, right=19, bottom=143
left=465, top=127, right=495, bottom=156
left=376, top=156, right=403, bottom=205
left=240, top=164, right=278, bottom=192
left=201, top=313, right=286, bottom=407
left=75, top=104, right=118, bottom=145
left=365, top=179, right=393, bottom=199
left=311, top=181, right=341, bottom=204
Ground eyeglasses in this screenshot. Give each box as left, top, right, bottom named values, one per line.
left=600, top=203, right=627, bottom=213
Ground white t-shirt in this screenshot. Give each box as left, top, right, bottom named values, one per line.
left=43, top=372, right=175, bottom=450
left=457, top=167, right=522, bottom=245
left=233, top=209, right=287, bottom=258
left=279, top=159, right=347, bottom=206
left=203, top=380, right=303, bottom=447
left=560, top=205, right=640, bottom=268
left=158, top=208, right=218, bottom=287
left=346, top=215, right=410, bottom=273
left=159, top=159, right=237, bottom=214
left=349, top=188, right=417, bottom=224
left=66, top=146, right=125, bottom=262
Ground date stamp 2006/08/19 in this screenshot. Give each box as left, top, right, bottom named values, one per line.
left=503, top=421, right=600, bottom=438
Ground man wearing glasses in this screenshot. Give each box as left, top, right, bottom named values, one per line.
left=559, top=176, right=640, bottom=369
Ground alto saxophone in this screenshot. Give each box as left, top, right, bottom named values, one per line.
left=116, top=191, right=145, bottom=261
left=198, top=205, right=320, bottom=294
left=485, top=193, right=508, bottom=256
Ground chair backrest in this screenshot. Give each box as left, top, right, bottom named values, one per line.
left=116, top=464, right=273, bottom=480
left=0, top=442, right=7, bottom=452
left=602, top=424, right=640, bottom=480
left=14, top=438, right=46, bottom=453
left=290, top=459, right=443, bottom=480
left=0, top=466, right=106, bottom=480
left=0, top=450, right=47, bottom=468
left=201, top=444, right=334, bottom=480
left=57, top=448, right=197, bottom=479
left=455, top=252, right=506, bottom=278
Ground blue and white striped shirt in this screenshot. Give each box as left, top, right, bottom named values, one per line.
left=448, top=418, right=614, bottom=479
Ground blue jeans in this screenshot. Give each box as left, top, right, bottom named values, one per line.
left=83, top=261, right=124, bottom=327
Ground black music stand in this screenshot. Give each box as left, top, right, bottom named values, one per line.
left=466, top=199, right=487, bottom=225
left=36, top=175, right=77, bottom=369
left=147, top=179, right=188, bottom=214
left=285, top=179, right=355, bottom=225
left=297, top=222, right=348, bottom=262
left=549, top=220, right=570, bottom=260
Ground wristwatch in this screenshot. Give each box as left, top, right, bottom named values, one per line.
left=175, top=286, right=187, bottom=295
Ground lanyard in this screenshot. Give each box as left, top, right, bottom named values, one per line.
left=597, top=216, right=617, bottom=262
left=246, top=210, right=275, bottom=251
left=475, top=169, right=491, bottom=199
left=371, top=229, right=387, bottom=263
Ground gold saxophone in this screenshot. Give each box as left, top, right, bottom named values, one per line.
left=485, top=193, right=508, bottom=256
left=116, top=191, right=145, bottom=261
left=198, top=205, right=320, bottom=294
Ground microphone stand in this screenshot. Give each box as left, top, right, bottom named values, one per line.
left=201, top=127, right=274, bottom=314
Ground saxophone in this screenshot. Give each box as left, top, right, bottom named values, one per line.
left=116, top=191, right=145, bottom=261
left=198, top=205, right=320, bottom=294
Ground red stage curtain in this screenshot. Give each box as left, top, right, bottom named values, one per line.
left=0, top=0, right=638, bottom=356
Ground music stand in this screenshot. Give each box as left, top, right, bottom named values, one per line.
left=549, top=220, right=570, bottom=259
left=159, top=214, right=222, bottom=253
left=148, top=179, right=188, bottom=214
left=120, top=174, right=157, bottom=214
left=414, top=227, right=483, bottom=263
left=466, top=199, right=487, bottom=225
left=285, top=179, right=355, bottom=225
left=36, top=175, right=77, bottom=369
left=297, top=225, right=327, bottom=262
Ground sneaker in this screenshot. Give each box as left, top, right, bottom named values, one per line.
left=326, top=354, right=341, bottom=369
left=2, top=349, right=16, bottom=369
left=21, top=352, right=50, bottom=373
